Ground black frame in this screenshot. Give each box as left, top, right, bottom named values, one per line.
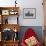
left=23, top=8, right=36, bottom=19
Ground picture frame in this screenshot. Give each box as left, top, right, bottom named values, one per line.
left=9, top=10, right=18, bottom=15
left=23, top=8, right=36, bottom=19
left=2, top=10, right=9, bottom=15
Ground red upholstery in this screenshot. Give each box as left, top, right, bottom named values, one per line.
left=21, top=28, right=41, bottom=46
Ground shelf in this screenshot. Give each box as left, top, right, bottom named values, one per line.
left=1, top=15, right=18, bottom=24
left=0, top=7, right=19, bottom=46
left=2, top=40, right=19, bottom=42
left=0, top=24, right=19, bottom=32
left=1, top=40, right=19, bottom=46
left=0, top=7, right=19, bottom=16
left=0, top=7, right=19, bottom=24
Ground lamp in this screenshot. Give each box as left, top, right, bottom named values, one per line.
left=15, top=0, right=17, bottom=7
left=13, top=28, right=18, bottom=41
left=14, top=28, right=17, bottom=32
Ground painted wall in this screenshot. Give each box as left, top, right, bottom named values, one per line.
left=0, top=0, right=44, bottom=26
left=17, top=0, right=44, bottom=26
left=0, top=0, right=44, bottom=44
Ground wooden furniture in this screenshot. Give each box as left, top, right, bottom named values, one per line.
left=44, top=29, right=46, bottom=46
left=0, top=41, right=2, bottom=46
left=0, top=7, right=19, bottom=24
left=43, top=0, right=46, bottom=26
left=43, top=0, right=46, bottom=46
left=0, top=7, right=19, bottom=46
left=2, top=40, right=19, bottom=46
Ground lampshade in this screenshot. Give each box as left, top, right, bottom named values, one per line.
left=13, top=28, right=17, bottom=32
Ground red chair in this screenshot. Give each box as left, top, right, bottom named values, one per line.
left=21, top=28, right=41, bottom=46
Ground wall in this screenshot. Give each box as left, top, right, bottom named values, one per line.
left=0, top=0, right=15, bottom=7
left=0, top=0, right=44, bottom=44
left=0, top=0, right=44, bottom=26
left=18, top=0, right=44, bottom=26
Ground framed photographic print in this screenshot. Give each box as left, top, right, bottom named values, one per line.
left=2, top=10, right=9, bottom=15
left=23, top=8, right=36, bottom=19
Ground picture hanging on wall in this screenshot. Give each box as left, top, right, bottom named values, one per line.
left=23, top=8, right=36, bottom=19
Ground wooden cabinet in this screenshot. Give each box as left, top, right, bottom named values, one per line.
left=43, top=0, right=46, bottom=26
left=0, top=41, right=2, bottom=46
left=0, top=7, right=19, bottom=46
left=0, top=41, right=19, bottom=46
left=0, top=7, right=19, bottom=24
left=43, top=0, right=46, bottom=46
left=44, top=27, right=46, bottom=46
left=2, top=41, right=19, bottom=46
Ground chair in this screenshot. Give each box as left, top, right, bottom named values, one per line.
left=21, top=28, right=41, bottom=46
